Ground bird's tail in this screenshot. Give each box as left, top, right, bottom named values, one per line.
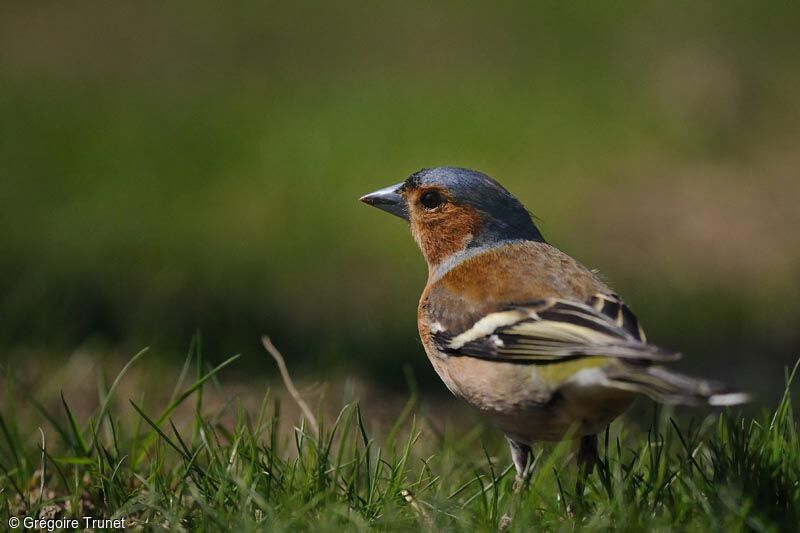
left=606, top=365, right=750, bottom=406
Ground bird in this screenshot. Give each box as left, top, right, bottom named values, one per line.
left=360, top=167, right=749, bottom=492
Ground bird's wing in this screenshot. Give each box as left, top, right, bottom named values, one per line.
left=431, top=294, right=679, bottom=364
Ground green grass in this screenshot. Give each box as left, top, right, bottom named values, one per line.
left=1, top=341, right=798, bottom=531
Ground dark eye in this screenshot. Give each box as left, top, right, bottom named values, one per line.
left=420, top=190, right=444, bottom=209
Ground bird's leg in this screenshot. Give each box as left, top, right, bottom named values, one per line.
left=575, top=434, right=599, bottom=497
left=501, top=438, right=534, bottom=529
left=506, top=437, right=534, bottom=492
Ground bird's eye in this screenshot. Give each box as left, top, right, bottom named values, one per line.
left=420, top=190, right=444, bottom=209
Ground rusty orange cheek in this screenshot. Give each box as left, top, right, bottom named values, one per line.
left=411, top=204, right=484, bottom=266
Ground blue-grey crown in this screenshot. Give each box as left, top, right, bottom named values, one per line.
left=406, top=167, right=545, bottom=246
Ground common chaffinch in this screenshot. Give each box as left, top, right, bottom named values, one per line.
left=361, top=167, right=748, bottom=490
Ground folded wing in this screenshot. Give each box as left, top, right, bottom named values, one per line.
left=432, top=294, right=679, bottom=364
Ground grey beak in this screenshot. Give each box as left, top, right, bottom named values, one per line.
left=359, top=182, right=408, bottom=221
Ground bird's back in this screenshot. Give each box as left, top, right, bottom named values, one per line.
left=420, top=240, right=611, bottom=334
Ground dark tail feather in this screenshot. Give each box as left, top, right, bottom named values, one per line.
left=606, top=365, right=750, bottom=406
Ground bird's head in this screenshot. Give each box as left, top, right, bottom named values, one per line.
left=360, top=167, right=544, bottom=271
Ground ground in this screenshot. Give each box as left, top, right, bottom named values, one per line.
left=1, top=343, right=798, bottom=531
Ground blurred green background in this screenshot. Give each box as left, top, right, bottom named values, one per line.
left=1, top=1, right=799, bottom=397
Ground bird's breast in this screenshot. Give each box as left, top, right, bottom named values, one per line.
left=418, top=315, right=553, bottom=409
left=417, top=313, right=635, bottom=442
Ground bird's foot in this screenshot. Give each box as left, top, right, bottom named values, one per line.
left=498, top=514, right=513, bottom=531
left=512, top=467, right=534, bottom=493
